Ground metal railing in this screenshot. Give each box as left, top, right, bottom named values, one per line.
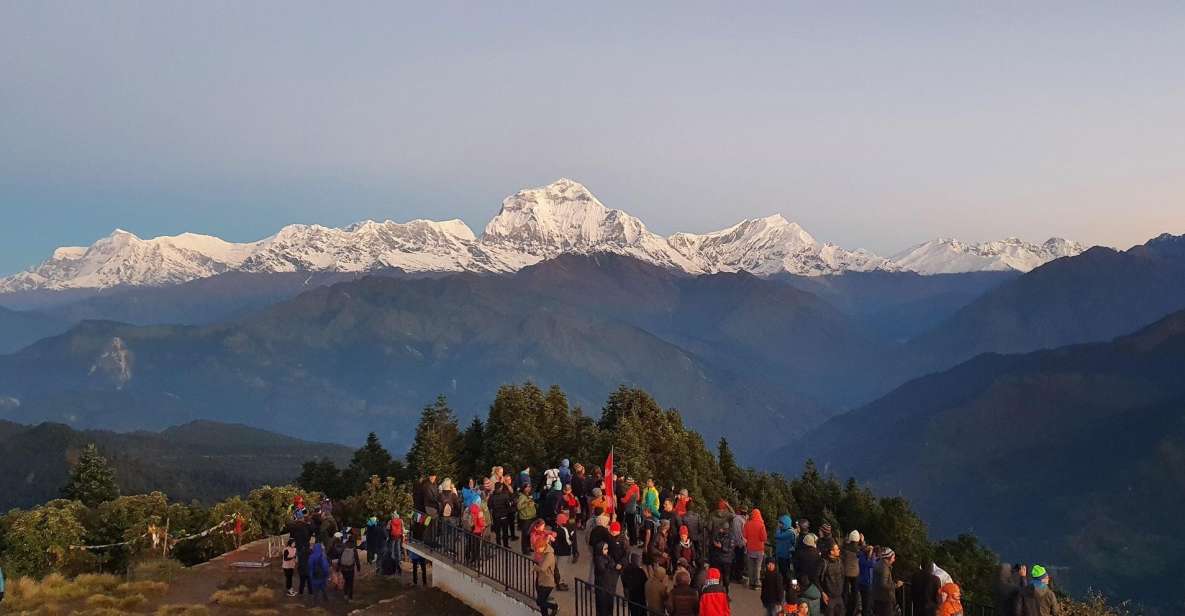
left=408, top=510, right=539, bottom=604
left=574, top=577, right=661, bottom=616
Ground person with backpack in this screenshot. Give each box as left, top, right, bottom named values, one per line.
left=464, top=502, right=486, bottom=566
left=282, top=538, right=298, bottom=597
left=1014, top=564, right=1060, bottom=616
left=518, top=484, right=538, bottom=554
left=339, top=533, right=361, bottom=600
left=364, top=517, right=386, bottom=574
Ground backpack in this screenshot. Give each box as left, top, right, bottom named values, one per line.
left=340, top=547, right=356, bottom=568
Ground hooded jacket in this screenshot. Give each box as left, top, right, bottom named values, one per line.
left=642, top=485, right=661, bottom=517
left=743, top=509, right=768, bottom=553
left=699, top=573, right=731, bottom=616
left=558, top=459, right=572, bottom=485
left=1015, top=583, right=1060, bottom=616
left=775, top=515, right=797, bottom=559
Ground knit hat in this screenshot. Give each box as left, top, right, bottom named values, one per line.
left=610, top=521, right=622, bottom=534
left=679, top=488, right=689, bottom=497
left=1030, top=564, right=1047, bottom=579
left=820, top=522, right=832, bottom=533
left=679, top=525, right=689, bottom=537
left=333, top=532, right=343, bottom=539
left=592, top=488, right=603, bottom=497
left=879, top=547, right=895, bottom=560
left=848, top=530, right=861, bottom=543
left=557, top=512, right=569, bottom=526
left=706, top=567, right=721, bottom=583
left=803, top=533, right=818, bottom=547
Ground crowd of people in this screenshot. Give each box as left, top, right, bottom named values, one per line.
left=274, top=461, right=1062, bottom=616
left=403, top=460, right=1066, bottom=616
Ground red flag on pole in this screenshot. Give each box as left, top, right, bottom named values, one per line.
left=603, top=448, right=615, bottom=515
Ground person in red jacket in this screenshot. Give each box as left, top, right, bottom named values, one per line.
left=743, top=508, right=769, bottom=589
left=699, top=567, right=731, bottom=616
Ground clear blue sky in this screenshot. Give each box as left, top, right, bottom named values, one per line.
left=2, top=2, right=1183, bottom=275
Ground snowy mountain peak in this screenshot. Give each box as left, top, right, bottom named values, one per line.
left=891, top=237, right=1086, bottom=274
left=482, top=178, right=643, bottom=248
left=669, top=214, right=889, bottom=276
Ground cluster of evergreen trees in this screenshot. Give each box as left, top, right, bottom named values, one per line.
left=330, top=382, right=1000, bottom=602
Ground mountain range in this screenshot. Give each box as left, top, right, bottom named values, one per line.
left=0, top=179, right=1085, bottom=293
left=773, top=309, right=1185, bottom=609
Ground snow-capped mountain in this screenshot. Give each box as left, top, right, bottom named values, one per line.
left=891, top=237, right=1085, bottom=274
left=480, top=178, right=702, bottom=272
left=0, top=178, right=1086, bottom=292
left=669, top=214, right=895, bottom=276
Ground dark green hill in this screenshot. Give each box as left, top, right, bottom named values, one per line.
left=0, top=304, right=71, bottom=353
left=0, top=419, right=352, bottom=510
left=773, top=309, right=1185, bottom=608
left=909, top=233, right=1185, bottom=370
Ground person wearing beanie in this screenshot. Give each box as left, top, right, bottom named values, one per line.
left=1015, top=564, right=1059, bottom=616
left=590, top=487, right=608, bottom=517
left=675, top=524, right=697, bottom=567
left=795, top=533, right=822, bottom=590
left=873, top=547, right=901, bottom=616
left=699, top=567, right=731, bottom=616
left=819, top=522, right=833, bottom=540
left=667, top=568, right=701, bottom=616
left=743, top=508, right=768, bottom=589
left=842, top=530, right=863, bottom=616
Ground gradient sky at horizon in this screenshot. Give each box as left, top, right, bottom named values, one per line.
left=1, top=2, right=1183, bottom=275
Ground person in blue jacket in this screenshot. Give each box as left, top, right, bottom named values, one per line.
left=307, top=541, right=331, bottom=603
left=775, top=514, right=798, bottom=585
left=857, top=544, right=876, bottom=616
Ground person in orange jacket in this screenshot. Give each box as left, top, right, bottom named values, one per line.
left=937, top=582, right=963, bottom=616
left=743, top=508, right=769, bottom=589
left=699, top=567, right=731, bottom=616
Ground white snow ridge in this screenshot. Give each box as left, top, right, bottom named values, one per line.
left=0, top=179, right=1087, bottom=292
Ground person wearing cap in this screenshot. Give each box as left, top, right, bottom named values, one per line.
left=842, top=530, right=862, bottom=616
left=873, top=547, right=902, bottom=616
left=699, top=567, right=731, bottom=616
left=1015, top=564, right=1059, bottom=616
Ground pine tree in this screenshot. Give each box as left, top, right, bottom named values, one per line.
left=344, top=432, right=404, bottom=493
left=61, top=443, right=120, bottom=507
left=717, top=437, right=745, bottom=492
left=298, top=458, right=346, bottom=498
left=458, top=416, right=486, bottom=481
left=406, top=395, right=462, bottom=480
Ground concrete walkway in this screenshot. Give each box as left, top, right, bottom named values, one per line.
left=545, top=528, right=766, bottom=616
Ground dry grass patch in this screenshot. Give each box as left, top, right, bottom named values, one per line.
left=155, top=604, right=211, bottom=616
left=130, top=558, right=185, bottom=582
left=210, top=585, right=276, bottom=608
left=3, top=573, right=122, bottom=611
left=247, top=610, right=281, bottom=616
left=117, top=580, right=170, bottom=596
